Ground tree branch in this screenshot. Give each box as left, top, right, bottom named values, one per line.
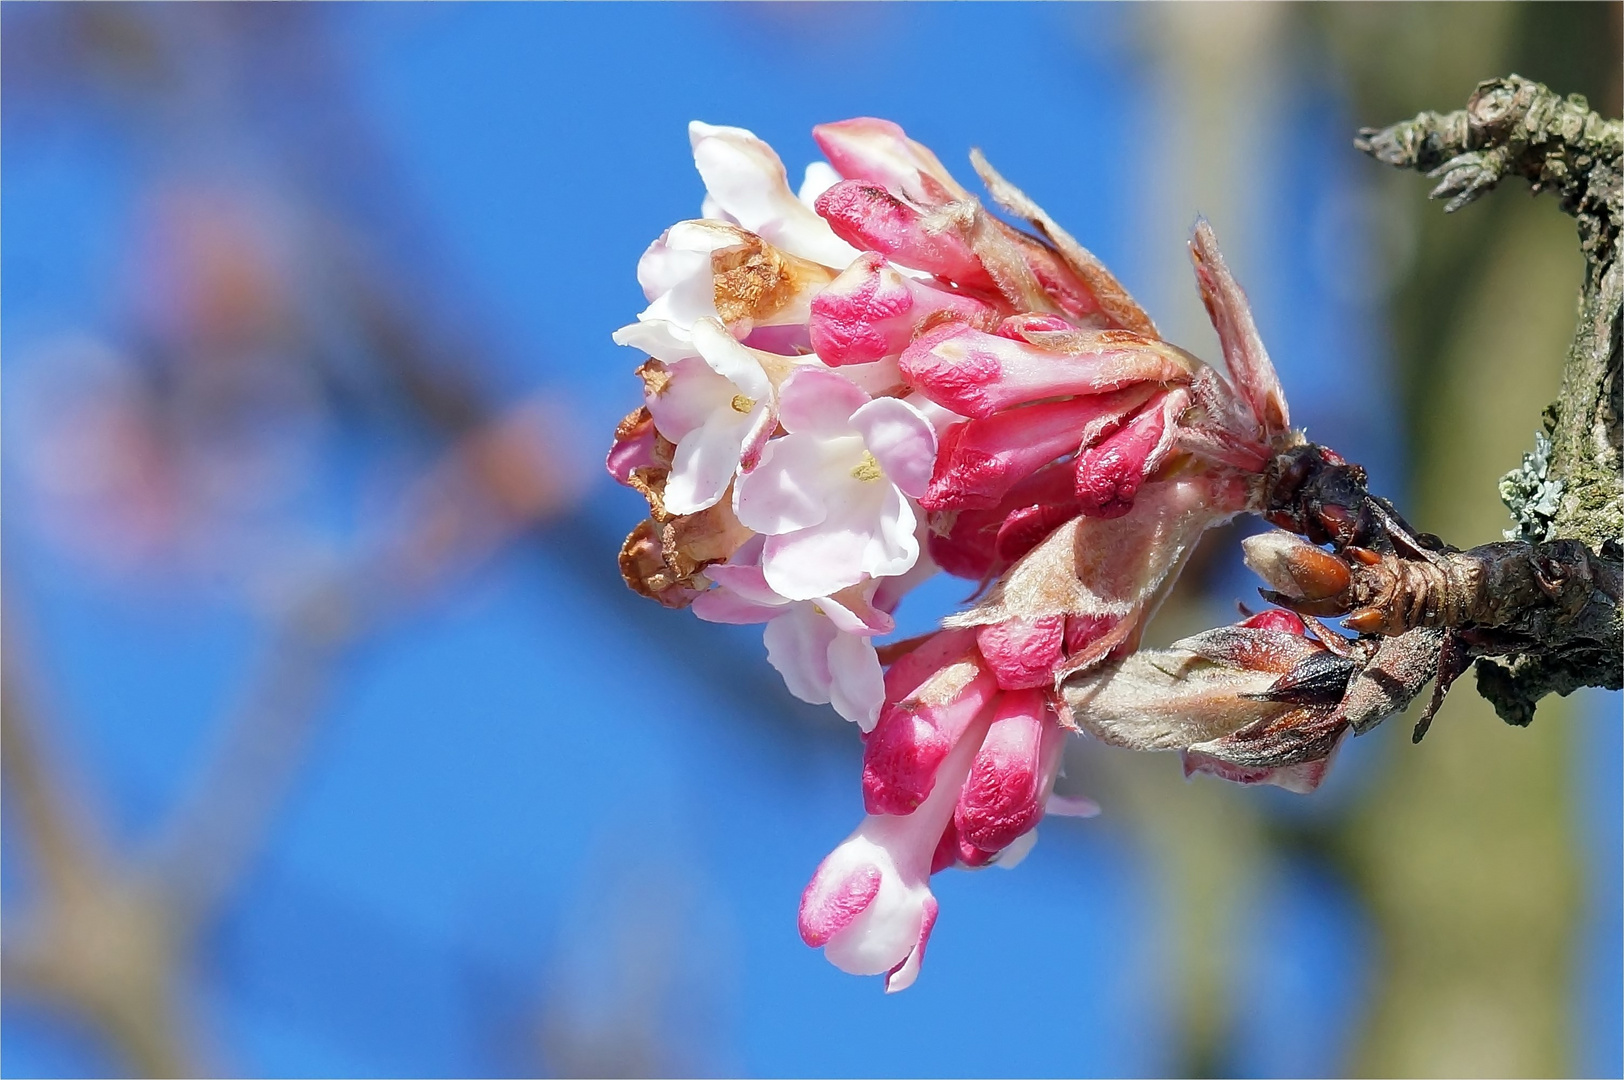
left=1268, top=75, right=1624, bottom=725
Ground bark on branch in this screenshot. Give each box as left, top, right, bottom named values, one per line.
left=1323, top=75, right=1623, bottom=725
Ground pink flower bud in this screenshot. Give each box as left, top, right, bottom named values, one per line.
left=815, top=181, right=995, bottom=288
left=802, top=697, right=992, bottom=991
left=881, top=627, right=980, bottom=702
left=901, top=324, right=1188, bottom=420
left=812, top=117, right=972, bottom=208
left=975, top=615, right=1066, bottom=690
left=954, top=690, right=1065, bottom=852
left=921, top=385, right=1157, bottom=511
left=926, top=460, right=1079, bottom=581
left=809, top=252, right=1001, bottom=367
left=863, top=648, right=999, bottom=815
left=1074, top=387, right=1188, bottom=519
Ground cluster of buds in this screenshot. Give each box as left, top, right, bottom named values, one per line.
left=608, top=117, right=1396, bottom=991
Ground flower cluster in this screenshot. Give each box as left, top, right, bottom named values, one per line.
left=609, top=117, right=1307, bottom=990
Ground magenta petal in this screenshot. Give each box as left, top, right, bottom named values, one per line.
left=953, top=689, right=1048, bottom=852
left=799, top=861, right=883, bottom=947
left=810, top=254, right=1001, bottom=367
left=1074, top=392, right=1177, bottom=519
left=809, top=252, right=915, bottom=367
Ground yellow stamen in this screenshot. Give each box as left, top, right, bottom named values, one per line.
left=730, top=394, right=756, bottom=413
left=850, top=450, right=883, bottom=482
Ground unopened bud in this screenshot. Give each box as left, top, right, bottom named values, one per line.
left=1242, top=531, right=1351, bottom=602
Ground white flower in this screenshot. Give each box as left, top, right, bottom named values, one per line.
left=622, top=317, right=778, bottom=515
left=733, top=367, right=937, bottom=601
left=691, top=537, right=889, bottom=729
left=688, top=121, right=858, bottom=269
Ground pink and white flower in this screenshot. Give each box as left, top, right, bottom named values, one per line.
left=733, top=367, right=936, bottom=601
left=623, top=317, right=784, bottom=516
left=799, top=694, right=990, bottom=992
left=691, top=538, right=890, bottom=729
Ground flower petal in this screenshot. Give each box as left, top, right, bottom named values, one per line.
left=851, top=397, right=937, bottom=499
left=689, top=587, right=785, bottom=625
left=760, top=499, right=877, bottom=600
left=663, top=409, right=753, bottom=514
left=733, top=431, right=848, bottom=536
left=776, top=366, right=871, bottom=437
left=863, top=485, right=920, bottom=580
left=690, top=121, right=858, bottom=269
left=643, top=356, right=733, bottom=444
left=827, top=630, right=885, bottom=730
left=765, top=604, right=838, bottom=705
left=883, top=896, right=938, bottom=994
left=612, top=319, right=697, bottom=363
left=798, top=160, right=843, bottom=208
left=691, top=318, right=772, bottom=400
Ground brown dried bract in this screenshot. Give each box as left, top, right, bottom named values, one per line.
left=711, top=236, right=836, bottom=327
